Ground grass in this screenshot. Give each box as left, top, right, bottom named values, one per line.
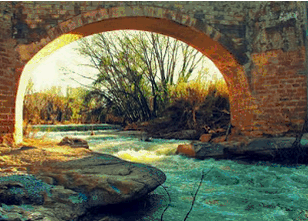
left=169, top=78, right=229, bottom=105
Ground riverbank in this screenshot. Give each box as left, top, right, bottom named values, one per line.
left=2, top=133, right=308, bottom=220
left=0, top=138, right=93, bottom=174
left=0, top=138, right=167, bottom=221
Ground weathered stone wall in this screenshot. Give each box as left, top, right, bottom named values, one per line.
left=0, top=1, right=306, bottom=142
left=12, top=1, right=250, bottom=64
left=247, top=2, right=307, bottom=135
left=0, top=2, right=18, bottom=140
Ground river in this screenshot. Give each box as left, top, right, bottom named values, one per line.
left=31, top=128, right=308, bottom=221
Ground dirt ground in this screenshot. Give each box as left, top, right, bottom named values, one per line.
left=0, top=138, right=93, bottom=177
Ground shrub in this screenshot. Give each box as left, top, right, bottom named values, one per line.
left=167, top=77, right=230, bottom=131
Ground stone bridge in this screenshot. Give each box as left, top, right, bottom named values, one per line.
left=0, top=1, right=307, bottom=143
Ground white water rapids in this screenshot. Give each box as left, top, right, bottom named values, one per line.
left=31, top=129, right=308, bottom=221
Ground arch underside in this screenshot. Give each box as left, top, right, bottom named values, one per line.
left=15, top=11, right=255, bottom=143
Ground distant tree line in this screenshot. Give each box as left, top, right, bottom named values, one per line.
left=23, top=81, right=121, bottom=126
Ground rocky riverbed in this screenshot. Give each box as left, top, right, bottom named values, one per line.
left=0, top=139, right=166, bottom=221
left=2, top=131, right=308, bottom=220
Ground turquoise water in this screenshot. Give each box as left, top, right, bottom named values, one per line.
left=30, top=124, right=122, bottom=132
left=149, top=157, right=308, bottom=221
left=34, top=130, right=308, bottom=220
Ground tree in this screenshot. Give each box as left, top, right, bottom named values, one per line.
left=25, top=77, right=34, bottom=96
left=65, top=86, right=88, bottom=123
left=62, top=30, right=208, bottom=123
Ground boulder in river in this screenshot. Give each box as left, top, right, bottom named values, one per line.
left=176, top=142, right=227, bottom=160
left=176, top=144, right=196, bottom=157
left=27, top=153, right=166, bottom=207
left=199, top=134, right=212, bottom=142
left=176, top=137, right=308, bottom=165
left=224, top=137, right=308, bottom=164
left=1, top=153, right=166, bottom=220
left=58, top=136, right=89, bottom=149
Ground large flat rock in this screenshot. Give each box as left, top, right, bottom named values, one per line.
left=0, top=153, right=166, bottom=220
left=27, top=153, right=166, bottom=208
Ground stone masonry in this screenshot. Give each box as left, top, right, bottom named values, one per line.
left=0, top=1, right=307, bottom=142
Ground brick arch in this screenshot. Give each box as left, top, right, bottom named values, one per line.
left=15, top=6, right=255, bottom=143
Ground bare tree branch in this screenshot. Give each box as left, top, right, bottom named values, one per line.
left=184, top=166, right=214, bottom=221
left=67, top=30, right=207, bottom=122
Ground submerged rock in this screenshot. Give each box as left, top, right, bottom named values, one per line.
left=58, top=136, right=89, bottom=149
left=0, top=202, right=84, bottom=221
left=140, top=134, right=152, bottom=142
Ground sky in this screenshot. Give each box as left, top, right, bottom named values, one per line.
left=30, top=40, right=95, bottom=93
left=29, top=30, right=224, bottom=94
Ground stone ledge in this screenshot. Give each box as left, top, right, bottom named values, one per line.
left=176, top=136, right=308, bottom=166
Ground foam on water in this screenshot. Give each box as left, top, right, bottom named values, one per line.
left=33, top=129, right=308, bottom=220
left=115, top=149, right=164, bottom=163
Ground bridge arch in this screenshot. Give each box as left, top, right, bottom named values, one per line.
left=15, top=6, right=255, bottom=143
